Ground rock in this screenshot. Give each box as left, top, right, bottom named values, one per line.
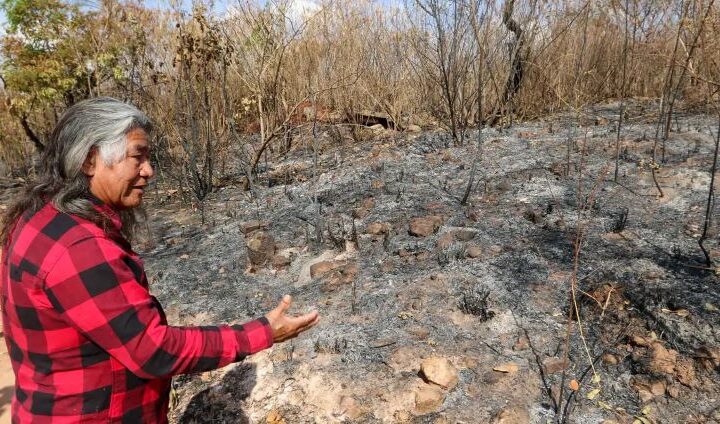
left=458, top=356, right=479, bottom=369
left=352, top=207, right=370, bottom=219
left=542, top=357, right=568, bottom=375
left=630, top=334, right=653, bottom=347
left=318, top=261, right=358, bottom=293
left=366, top=222, right=390, bottom=235
left=667, top=384, right=681, bottom=398
left=631, top=377, right=666, bottom=403
left=488, top=245, right=503, bottom=255
left=512, top=336, right=529, bottom=351
left=522, top=207, right=543, bottom=224
left=650, top=380, right=667, bottom=396
left=414, top=385, right=445, bottom=414
left=491, top=406, right=530, bottom=424
left=380, top=260, right=395, bottom=273
left=361, top=197, right=376, bottom=209
left=420, top=357, right=458, bottom=389
left=240, top=220, right=270, bottom=234
left=453, top=228, right=476, bottom=241
left=409, top=216, right=443, bottom=237
left=394, top=410, right=412, bottom=423
left=550, top=384, right=561, bottom=405
left=696, top=346, right=720, bottom=370
left=322, top=262, right=357, bottom=289
left=246, top=231, right=275, bottom=266
left=649, top=342, right=677, bottom=375
left=493, top=362, right=519, bottom=373
left=266, top=409, right=286, bottom=424
left=269, top=344, right=293, bottom=362
left=675, top=357, right=697, bottom=387
left=406, top=326, right=430, bottom=340
left=466, top=245, right=483, bottom=259
left=406, top=124, right=422, bottom=133
left=339, top=396, right=365, bottom=420
left=436, top=233, right=454, bottom=249
left=370, top=124, right=385, bottom=133
left=272, top=254, right=291, bottom=268
left=602, top=353, right=619, bottom=365
left=310, top=260, right=344, bottom=278
left=496, top=179, right=512, bottom=192
left=416, top=251, right=431, bottom=261
left=371, top=179, right=385, bottom=189
left=645, top=270, right=663, bottom=279
left=240, top=176, right=250, bottom=191
left=480, top=370, right=501, bottom=385
left=465, top=209, right=481, bottom=222
left=353, top=198, right=376, bottom=219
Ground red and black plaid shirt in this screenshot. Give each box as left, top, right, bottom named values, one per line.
left=1, top=198, right=273, bottom=423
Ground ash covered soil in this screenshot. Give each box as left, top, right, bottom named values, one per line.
left=134, top=103, right=719, bottom=423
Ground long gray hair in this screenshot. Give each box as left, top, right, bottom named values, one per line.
left=1, top=97, right=153, bottom=246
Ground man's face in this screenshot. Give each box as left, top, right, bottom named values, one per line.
left=85, top=128, right=154, bottom=209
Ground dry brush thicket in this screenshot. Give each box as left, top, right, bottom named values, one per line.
left=1, top=0, right=720, bottom=185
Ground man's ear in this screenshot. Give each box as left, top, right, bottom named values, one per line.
left=82, top=147, right=98, bottom=176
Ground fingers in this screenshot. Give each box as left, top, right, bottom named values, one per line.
left=297, top=314, right=320, bottom=332
left=270, top=295, right=292, bottom=317
left=285, top=311, right=319, bottom=329
left=278, top=295, right=292, bottom=313
left=266, top=296, right=320, bottom=343
left=276, top=311, right=320, bottom=342
left=278, top=316, right=320, bottom=342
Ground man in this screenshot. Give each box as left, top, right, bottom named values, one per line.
left=0, top=97, right=319, bottom=423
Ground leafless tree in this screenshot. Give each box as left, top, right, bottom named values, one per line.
left=614, top=0, right=631, bottom=183
left=407, top=0, right=477, bottom=145
left=699, top=112, right=720, bottom=267
left=461, top=0, right=490, bottom=204
left=486, top=0, right=528, bottom=127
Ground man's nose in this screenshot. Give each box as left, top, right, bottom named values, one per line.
left=141, top=160, right=154, bottom=179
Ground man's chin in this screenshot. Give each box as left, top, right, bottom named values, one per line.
left=121, top=196, right=143, bottom=209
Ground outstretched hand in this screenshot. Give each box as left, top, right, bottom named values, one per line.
left=265, top=295, right=320, bottom=343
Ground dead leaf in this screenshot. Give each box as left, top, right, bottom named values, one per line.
left=569, top=380, right=579, bottom=391
left=660, top=308, right=690, bottom=317
left=587, top=388, right=600, bottom=400
left=591, top=374, right=601, bottom=384
left=597, top=401, right=612, bottom=410
left=493, top=362, right=519, bottom=373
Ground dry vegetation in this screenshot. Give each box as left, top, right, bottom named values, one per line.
left=1, top=0, right=720, bottom=422
left=1, top=0, right=720, bottom=182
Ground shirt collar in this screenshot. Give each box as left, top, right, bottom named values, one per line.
left=86, top=193, right=123, bottom=232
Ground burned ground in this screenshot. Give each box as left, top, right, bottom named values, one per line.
left=2, top=101, right=715, bottom=423
left=135, top=102, right=719, bottom=423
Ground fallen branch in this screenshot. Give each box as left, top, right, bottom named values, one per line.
left=250, top=74, right=360, bottom=172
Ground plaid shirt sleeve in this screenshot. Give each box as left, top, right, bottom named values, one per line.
left=43, top=235, right=273, bottom=380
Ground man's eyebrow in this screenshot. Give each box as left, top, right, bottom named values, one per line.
left=129, top=145, right=150, bottom=154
